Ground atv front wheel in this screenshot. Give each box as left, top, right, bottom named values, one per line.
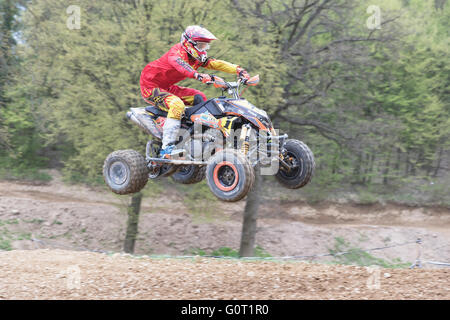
left=103, top=149, right=149, bottom=195
left=206, top=149, right=254, bottom=202
left=276, top=139, right=315, bottom=189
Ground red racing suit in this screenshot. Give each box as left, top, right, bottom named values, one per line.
left=140, top=43, right=240, bottom=120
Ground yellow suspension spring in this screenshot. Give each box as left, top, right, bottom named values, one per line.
left=241, top=141, right=249, bottom=155
left=240, top=125, right=250, bottom=155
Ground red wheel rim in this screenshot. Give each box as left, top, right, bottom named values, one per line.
left=213, top=161, right=239, bottom=192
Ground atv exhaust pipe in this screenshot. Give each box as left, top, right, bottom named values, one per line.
left=127, top=111, right=153, bottom=136
left=127, top=108, right=162, bottom=140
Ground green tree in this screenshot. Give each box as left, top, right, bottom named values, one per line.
left=16, top=0, right=280, bottom=181
left=0, top=0, right=21, bottom=151
left=4, top=0, right=449, bottom=205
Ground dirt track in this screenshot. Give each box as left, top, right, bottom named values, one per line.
left=0, top=249, right=448, bottom=300
left=1, top=172, right=450, bottom=300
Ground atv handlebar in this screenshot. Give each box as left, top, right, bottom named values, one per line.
left=205, top=74, right=259, bottom=99
left=208, top=74, right=260, bottom=89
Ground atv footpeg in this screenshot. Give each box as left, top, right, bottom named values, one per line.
left=146, top=157, right=206, bottom=166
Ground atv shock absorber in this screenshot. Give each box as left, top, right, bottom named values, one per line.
left=240, top=124, right=251, bottom=155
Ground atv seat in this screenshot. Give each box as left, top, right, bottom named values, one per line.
left=145, top=105, right=168, bottom=117
left=145, top=100, right=210, bottom=119
left=184, top=100, right=210, bottom=118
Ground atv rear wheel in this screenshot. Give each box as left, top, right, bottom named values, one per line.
left=171, top=165, right=206, bottom=184
left=103, top=149, right=148, bottom=195
left=206, top=149, right=254, bottom=202
left=276, top=139, right=315, bottom=189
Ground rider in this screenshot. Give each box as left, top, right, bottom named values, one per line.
left=140, top=25, right=250, bottom=158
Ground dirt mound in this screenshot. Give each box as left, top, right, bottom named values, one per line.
left=1, top=175, right=450, bottom=266
left=0, top=249, right=448, bottom=300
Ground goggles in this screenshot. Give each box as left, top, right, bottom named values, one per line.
left=195, top=41, right=210, bottom=51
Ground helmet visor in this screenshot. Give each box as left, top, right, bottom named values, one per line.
left=195, top=41, right=210, bottom=51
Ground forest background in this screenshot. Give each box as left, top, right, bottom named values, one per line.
left=1, top=0, right=449, bottom=208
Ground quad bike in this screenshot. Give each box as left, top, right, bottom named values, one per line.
left=103, top=75, right=315, bottom=202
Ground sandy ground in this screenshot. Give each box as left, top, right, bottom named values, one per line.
left=0, top=173, right=449, bottom=264
left=0, top=172, right=450, bottom=299
left=0, top=249, right=448, bottom=300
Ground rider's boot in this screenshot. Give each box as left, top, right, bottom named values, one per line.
left=159, top=118, right=184, bottom=159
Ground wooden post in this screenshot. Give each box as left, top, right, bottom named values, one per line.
left=239, top=166, right=261, bottom=257
left=123, top=192, right=143, bottom=254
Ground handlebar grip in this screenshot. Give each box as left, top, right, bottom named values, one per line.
left=238, top=77, right=248, bottom=85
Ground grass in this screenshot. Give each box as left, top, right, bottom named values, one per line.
left=254, top=245, right=272, bottom=257
left=23, top=218, right=45, bottom=224
left=328, top=237, right=410, bottom=268
left=16, top=232, right=31, bottom=241
left=357, top=191, right=378, bottom=205
left=190, top=245, right=272, bottom=258
left=0, top=239, right=12, bottom=251
left=0, top=165, right=52, bottom=182
left=0, top=219, right=19, bottom=226
left=61, top=167, right=105, bottom=186
left=0, top=225, right=32, bottom=251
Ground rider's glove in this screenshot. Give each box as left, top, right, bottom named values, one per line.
left=194, top=72, right=213, bottom=84
left=236, top=67, right=250, bottom=82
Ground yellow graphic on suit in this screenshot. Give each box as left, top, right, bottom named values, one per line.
left=165, top=95, right=185, bottom=120
left=205, top=59, right=239, bottom=74
left=181, top=95, right=195, bottom=105
left=143, top=88, right=186, bottom=120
